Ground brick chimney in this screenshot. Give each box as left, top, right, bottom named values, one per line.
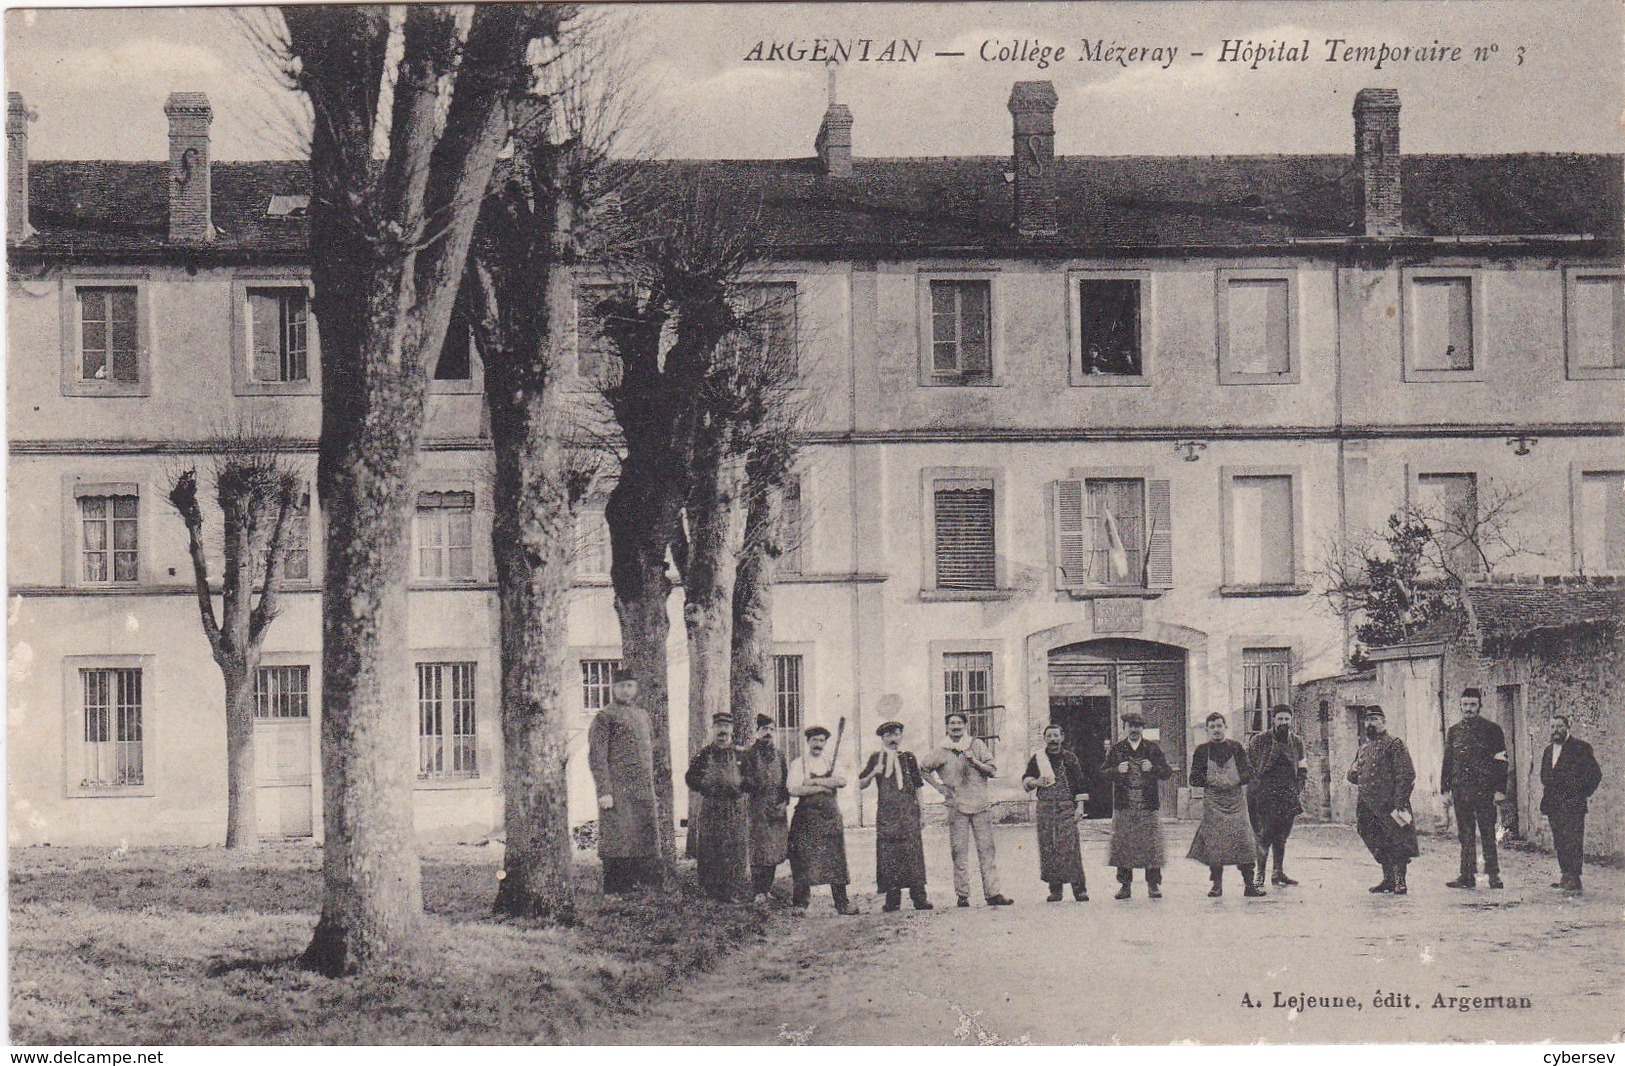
left=1354, top=88, right=1402, bottom=237
left=1008, top=81, right=1059, bottom=238
left=814, top=60, right=853, bottom=177
left=165, top=91, right=213, bottom=243
left=8, top=92, right=33, bottom=242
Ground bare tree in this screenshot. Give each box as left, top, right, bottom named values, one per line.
left=166, top=421, right=302, bottom=850
left=1318, top=477, right=1540, bottom=662
left=279, top=3, right=566, bottom=975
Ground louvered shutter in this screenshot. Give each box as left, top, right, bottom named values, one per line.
left=935, top=485, right=995, bottom=590
left=1146, top=479, right=1174, bottom=588
left=1052, top=479, right=1090, bottom=589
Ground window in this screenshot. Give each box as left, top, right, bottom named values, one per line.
left=774, top=653, right=805, bottom=759
left=1241, top=648, right=1291, bottom=735
left=1077, top=278, right=1142, bottom=378
left=933, top=480, right=995, bottom=590
left=417, top=662, right=477, bottom=779
left=414, top=491, right=475, bottom=582
left=77, top=287, right=140, bottom=385
left=573, top=503, right=611, bottom=580
left=435, top=308, right=474, bottom=383
left=1577, top=471, right=1625, bottom=572
left=1566, top=269, right=1624, bottom=378
left=1053, top=476, right=1174, bottom=591
left=928, top=279, right=992, bottom=384
left=1404, top=272, right=1480, bottom=379
left=247, top=288, right=309, bottom=383
left=254, top=488, right=311, bottom=584
left=1228, top=474, right=1296, bottom=586
left=1415, top=472, right=1479, bottom=576
left=80, top=667, right=143, bottom=788
left=78, top=489, right=139, bottom=584
left=581, top=658, right=619, bottom=716
left=576, top=283, right=627, bottom=382
left=731, top=282, right=798, bottom=372
left=943, top=651, right=998, bottom=755
left=777, top=475, right=803, bottom=575
left=1218, top=273, right=1296, bottom=382
left=254, top=665, right=310, bottom=719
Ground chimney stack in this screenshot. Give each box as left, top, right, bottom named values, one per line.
left=815, top=66, right=853, bottom=179
left=1354, top=88, right=1402, bottom=237
left=1008, top=81, right=1059, bottom=238
left=8, top=92, right=33, bottom=242
left=165, top=91, right=213, bottom=244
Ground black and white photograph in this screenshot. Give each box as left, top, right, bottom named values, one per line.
left=4, top=0, right=1622, bottom=1049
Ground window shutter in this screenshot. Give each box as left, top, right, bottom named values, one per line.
left=935, top=486, right=996, bottom=590
left=1145, top=479, right=1174, bottom=588
left=1052, top=479, right=1089, bottom=589
left=961, top=282, right=991, bottom=380
left=249, top=291, right=282, bottom=382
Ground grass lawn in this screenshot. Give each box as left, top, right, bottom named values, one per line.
left=9, top=842, right=781, bottom=1044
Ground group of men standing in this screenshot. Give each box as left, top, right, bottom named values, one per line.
left=589, top=667, right=1604, bottom=909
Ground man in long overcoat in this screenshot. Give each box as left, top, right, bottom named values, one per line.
left=1441, top=686, right=1509, bottom=890
left=684, top=711, right=755, bottom=902
left=587, top=667, right=661, bottom=893
left=1540, top=714, right=1603, bottom=894
left=1247, top=705, right=1307, bottom=887
left=1347, top=706, right=1419, bottom=895
left=746, top=713, right=790, bottom=903
left=1102, top=711, right=1173, bottom=900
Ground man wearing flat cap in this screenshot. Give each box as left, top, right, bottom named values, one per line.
left=859, top=721, right=932, bottom=911
left=787, top=725, right=858, bottom=915
left=1347, top=706, right=1420, bottom=894
left=1102, top=711, right=1173, bottom=899
left=588, top=666, right=661, bottom=893
left=920, top=711, right=1013, bottom=907
left=684, top=711, right=755, bottom=902
left=745, top=712, right=790, bottom=903
left=1441, top=686, right=1508, bottom=890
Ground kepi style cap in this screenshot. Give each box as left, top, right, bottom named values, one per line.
left=1364, top=706, right=1387, bottom=719
left=1120, top=711, right=1147, bottom=726
left=711, top=711, right=733, bottom=725
left=875, top=720, right=904, bottom=737
left=611, top=666, right=637, bottom=683
left=804, top=725, right=831, bottom=740
left=755, top=713, right=774, bottom=729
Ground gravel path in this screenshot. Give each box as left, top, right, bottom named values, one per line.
left=576, top=822, right=1623, bottom=1045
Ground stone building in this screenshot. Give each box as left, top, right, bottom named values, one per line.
left=7, top=81, right=1621, bottom=846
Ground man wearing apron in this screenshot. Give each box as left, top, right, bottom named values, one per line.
left=1188, top=712, right=1266, bottom=897
left=787, top=725, right=858, bottom=915
left=1022, top=723, right=1090, bottom=902
left=1103, top=711, right=1173, bottom=899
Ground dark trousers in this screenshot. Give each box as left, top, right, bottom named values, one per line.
left=884, top=886, right=929, bottom=908
left=1209, top=864, right=1257, bottom=885
left=751, top=863, right=780, bottom=897
left=1548, top=809, right=1587, bottom=886
left=602, top=856, right=659, bottom=894
left=1454, top=793, right=1500, bottom=878
left=1356, top=805, right=1413, bottom=869
left=792, top=880, right=850, bottom=908
left=1117, top=867, right=1162, bottom=887
left=1047, top=875, right=1088, bottom=893
left=1254, top=811, right=1297, bottom=871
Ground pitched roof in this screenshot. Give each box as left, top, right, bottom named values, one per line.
left=12, top=152, right=1621, bottom=262
left=1463, top=580, right=1624, bottom=651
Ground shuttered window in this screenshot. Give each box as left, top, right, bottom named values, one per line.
left=731, top=282, right=798, bottom=372
left=415, top=491, right=475, bottom=582
left=1415, top=472, right=1479, bottom=576
left=1223, top=278, right=1291, bottom=376
left=1569, top=273, right=1624, bottom=370
left=253, top=488, right=311, bottom=583
left=778, top=475, right=804, bottom=575
left=573, top=503, right=611, bottom=578
left=1053, top=477, right=1173, bottom=590
left=1229, top=475, right=1295, bottom=585
left=929, top=280, right=992, bottom=383
left=248, top=288, right=309, bottom=383
left=934, top=481, right=995, bottom=590
left=1411, top=277, right=1474, bottom=371
left=1578, top=471, right=1625, bottom=572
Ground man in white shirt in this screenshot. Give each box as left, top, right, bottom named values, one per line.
left=919, top=711, right=1014, bottom=908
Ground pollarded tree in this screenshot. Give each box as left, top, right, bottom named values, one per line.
left=166, top=425, right=303, bottom=850
left=278, top=3, right=568, bottom=975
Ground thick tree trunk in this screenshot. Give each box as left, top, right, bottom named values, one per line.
left=682, top=444, right=748, bottom=878
left=730, top=477, right=782, bottom=744
left=222, top=662, right=259, bottom=850
left=608, top=467, right=681, bottom=882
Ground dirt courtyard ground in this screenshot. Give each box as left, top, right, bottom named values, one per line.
left=580, top=821, right=1623, bottom=1045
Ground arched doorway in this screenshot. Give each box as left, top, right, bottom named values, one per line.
left=1047, top=639, right=1187, bottom=817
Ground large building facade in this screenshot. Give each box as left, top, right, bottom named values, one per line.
left=7, top=83, right=1621, bottom=846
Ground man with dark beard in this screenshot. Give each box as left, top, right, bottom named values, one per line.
left=684, top=711, right=754, bottom=902
left=1539, top=714, right=1602, bottom=895
left=745, top=713, right=790, bottom=904
left=1247, top=705, right=1307, bottom=888
left=1347, top=706, right=1419, bottom=895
